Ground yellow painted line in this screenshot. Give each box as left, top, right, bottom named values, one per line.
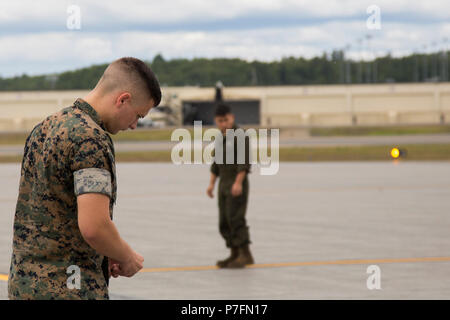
left=120, top=184, right=450, bottom=199
left=141, top=265, right=219, bottom=273
left=1, top=256, right=449, bottom=281
left=140, top=256, right=450, bottom=273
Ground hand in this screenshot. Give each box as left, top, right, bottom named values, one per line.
left=231, top=182, right=243, bottom=197
left=109, top=258, right=120, bottom=278
left=207, top=184, right=214, bottom=198
left=115, top=251, right=144, bottom=278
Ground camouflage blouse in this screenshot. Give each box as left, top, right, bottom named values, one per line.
left=8, top=98, right=117, bottom=300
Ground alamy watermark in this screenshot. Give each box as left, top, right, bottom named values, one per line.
left=366, top=265, right=381, bottom=290
left=67, top=5, right=81, bottom=30
left=366, top=5, right=381, bottom=30
left=171, top=121, right=279, bottom=175
left=67, top=265, right=81, bottom=290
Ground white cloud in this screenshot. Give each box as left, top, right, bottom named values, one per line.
left=1, top=20, right=449, bottom=77
left=0, top=33, right=113, bottom=62
left=0, top=0, right=449, bottom=28
left=0, top=1, right=449, bottom=76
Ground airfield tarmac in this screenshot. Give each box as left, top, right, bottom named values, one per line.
left=0, top=161, right=449, bottom=299
left=1, top=134, right=450, bottom=155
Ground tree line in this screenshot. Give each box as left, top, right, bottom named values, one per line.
left=0, top=51, right=448, bottom=91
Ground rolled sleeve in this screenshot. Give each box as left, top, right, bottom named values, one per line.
left=210, top=161, right=219, bottom=176
left=236, top=163, right=251, bottom=174
left=70, top=138, right=114, bottom=198
left=74, top=168, right=112, bottom=197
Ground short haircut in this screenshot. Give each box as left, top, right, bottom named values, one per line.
left=215, top=103, right=232, bottom=117
left=97, top=57, right=162, bottom=107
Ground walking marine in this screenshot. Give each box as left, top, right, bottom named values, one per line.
left=207, top=104, right=254, bottom=268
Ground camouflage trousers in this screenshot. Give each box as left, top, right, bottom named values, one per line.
left=8, top=251, right=109, bottom=300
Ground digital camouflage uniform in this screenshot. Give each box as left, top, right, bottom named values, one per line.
left=8, top=98, right=117, bottom=300
left=210, top=125, right=251, bottom=248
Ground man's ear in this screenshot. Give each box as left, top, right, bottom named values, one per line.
left=115, top=92, right=131, bottom=108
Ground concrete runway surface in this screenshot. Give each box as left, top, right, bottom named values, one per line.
left=0, top=161, right=450, bottom=299
left=1, top=134, right=450, bottom=155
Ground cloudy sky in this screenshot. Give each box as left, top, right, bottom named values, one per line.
left=0, top=0, right=449, bottom=77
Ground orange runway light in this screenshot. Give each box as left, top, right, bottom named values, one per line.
left=390, top=147, right=406, bottom=159
left=390, top=147, right=400, bottom=159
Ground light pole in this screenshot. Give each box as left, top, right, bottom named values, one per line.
left=441, top=37, right=448, bottom=82
left=422, top=44, right=428, bottom=82
left=413, top=48, right=420, bottom=82
left=356, top=38, right=363, bottom=83
left=345, top=44, right=352, bottom=83
left=431, top=41, right=438, bottom=81
left=365, top=34, right=373, bottom=83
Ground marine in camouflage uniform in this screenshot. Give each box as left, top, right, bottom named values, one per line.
left=210, top=124, right=254, bottom=268
left=8, top=98, right=116, bottom=300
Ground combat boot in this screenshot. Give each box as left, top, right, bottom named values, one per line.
left=226, top=244, right=254, bottom=268
left=216, top=247, right=239, bottom=268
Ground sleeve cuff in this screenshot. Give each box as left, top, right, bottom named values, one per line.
left=74, top=168, right=112, bottom=198
left=236, top=165, right=251, bottom=174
